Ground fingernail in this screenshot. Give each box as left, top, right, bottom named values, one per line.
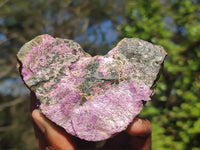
left=136, top=118, right=143, bottom=125
left=132, top=117, right=142, bottom=127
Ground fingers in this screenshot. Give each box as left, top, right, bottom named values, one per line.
left=126, top=117, right=152, bottom=150
left=32, top=109, right=75, bottom=150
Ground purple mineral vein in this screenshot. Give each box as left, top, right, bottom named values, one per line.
left=17, top=34, right=167, bottom=141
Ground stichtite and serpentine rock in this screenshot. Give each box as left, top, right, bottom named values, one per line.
left=17, top=34, right=167, bottom=141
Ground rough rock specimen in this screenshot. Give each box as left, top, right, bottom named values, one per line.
left=17, top=34, right=167, bottom=141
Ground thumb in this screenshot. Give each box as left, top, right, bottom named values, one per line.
left=126, top=117, right=151, bottom=150
left=32, top=109, right=75, bottom=150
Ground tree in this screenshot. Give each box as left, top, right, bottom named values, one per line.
left=119, top=0, right=200, bottom=149
left=0, top=0, right=124, bottom=149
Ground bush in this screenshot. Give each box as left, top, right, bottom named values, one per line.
left=119, top=0, right=200, bottom=149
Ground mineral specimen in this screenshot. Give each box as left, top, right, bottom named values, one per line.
left=17, top=34, right=167, bottom=141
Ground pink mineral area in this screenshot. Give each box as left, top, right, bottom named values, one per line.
left=21, top=67, right=33, bottom=81
left=21, top=35, right=54, bottom=81
left=96, top=56, right=115, bottom=77
left=18, top=34, right=166, bottom=142
left=40, top=80, right=151, bottom=141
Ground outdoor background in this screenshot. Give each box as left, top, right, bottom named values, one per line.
left=0, top=0, right=200, bottom=149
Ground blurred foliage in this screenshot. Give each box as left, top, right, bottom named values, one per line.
left=0, top=0, right=200, bottom=149
left=0, top=0, right=123, bottom=149
left=119, top=0, right=200, bottom=149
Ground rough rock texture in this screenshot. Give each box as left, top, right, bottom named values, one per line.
left=17, top=34, right=167, bottom=141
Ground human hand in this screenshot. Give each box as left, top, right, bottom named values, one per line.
left=31, top=93, right=151, bottom=150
